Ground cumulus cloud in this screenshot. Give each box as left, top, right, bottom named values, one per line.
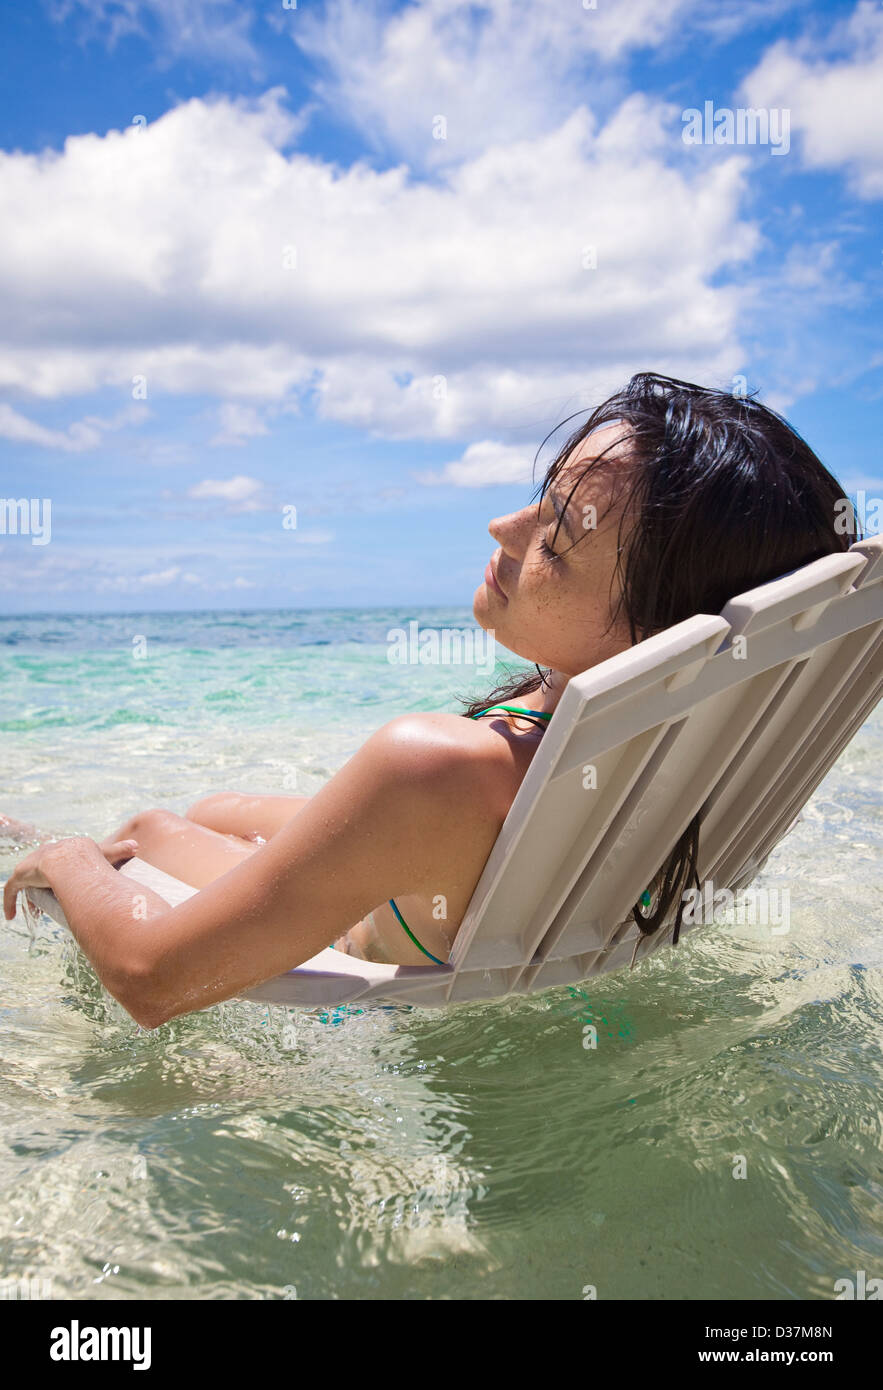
left=0, top=87, right=756, bottom=443
left=293, top=0, right=810, bottom=170
left=294, top=0, right=693, bottom=170
left=416, top=440, right=535, bottom=487
left=741, top=1, right=883, bottom=199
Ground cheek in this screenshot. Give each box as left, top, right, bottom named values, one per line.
left=516, top=575, right=551, bottom=621
left=519, top=560, right=573, bottom=623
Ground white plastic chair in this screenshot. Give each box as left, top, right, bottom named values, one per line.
left=31, top=534, right=883, bottom=1009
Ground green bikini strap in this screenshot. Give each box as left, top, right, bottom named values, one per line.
left=388, top=897, right=446, bottom=965
left=470, top=704, right=552, bottom=721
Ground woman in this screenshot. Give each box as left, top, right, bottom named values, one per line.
left=2, top=374, right=858, bottom=1028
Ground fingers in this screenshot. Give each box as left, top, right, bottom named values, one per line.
left=3, top=870, right=20, bottom=921
left=2, top=839, right=139, bottom=922
left=102, top=839, right=139, bottom=868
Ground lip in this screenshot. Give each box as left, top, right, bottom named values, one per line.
left=484, top=556, right=508, bottom=601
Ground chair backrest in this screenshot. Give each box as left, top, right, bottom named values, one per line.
left=28, top=535, right=883, bottom=1011
left=447, top=534, right=883, bottom=1000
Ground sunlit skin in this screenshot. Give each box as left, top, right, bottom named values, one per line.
left=2, top=426, right=636, bottom=1027
left=474, top=424, right=635, bottom=676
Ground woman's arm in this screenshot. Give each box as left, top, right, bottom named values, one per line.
left=3, top=836, right=178, bottom=1010
left=7, top=715, right=512, bottom=1029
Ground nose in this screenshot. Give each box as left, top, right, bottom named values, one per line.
left=488, top=504, right=532, bottom=556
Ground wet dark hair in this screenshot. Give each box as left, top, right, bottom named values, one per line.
left=461, top=372, right=861, bottom=948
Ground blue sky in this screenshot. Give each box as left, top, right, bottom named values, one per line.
left=0, top=0, right=880, bottom=613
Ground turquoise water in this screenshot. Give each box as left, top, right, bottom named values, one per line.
left=1, top=608, right=881, bottom=1300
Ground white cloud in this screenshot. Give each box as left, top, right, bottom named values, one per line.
left=187, top=474, right=265, bottom=510
left=294, top=0, right=811, bottom=170
left=294, top=0, right=693, bottom=170
left=0, top=343, right=314, bottom=402
left=137, top=564, right=199, bottom=587
left=50, top=0, right=805, bottom=95
left=0, top=402, right=147, bottom=451
left=689, top=0, right=805, bottom=43
left=741, top=1, right=883, bottom=199
left=0, top=535, right=334, bottom=601
left=210, top=402, right=269, bottom=446
left=416, top=439, right=535, bottom=487
left=0, top=87, right=757, bottom=443
left=0, top=403, right=102, bottom=452
left=50, top=0, right=261, bottom=68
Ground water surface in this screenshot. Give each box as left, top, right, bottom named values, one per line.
left=1, top=608, right=880, bottom=1300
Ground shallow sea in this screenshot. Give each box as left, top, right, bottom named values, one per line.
left=1, top=608, right=881, bottom=1300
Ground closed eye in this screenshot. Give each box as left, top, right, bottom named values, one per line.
left=539, top=488, right=576, bottom=556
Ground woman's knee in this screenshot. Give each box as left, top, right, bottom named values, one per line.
left=184, top=792, right=237, bottom=824
left=128, top=807, right=188, bottom=838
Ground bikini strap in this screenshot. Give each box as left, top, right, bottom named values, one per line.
left=470, top=703, right=553, bottom=730
left=388, top=897, right=446, bottom=965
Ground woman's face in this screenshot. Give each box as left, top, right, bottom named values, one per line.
left=473, top=425, right=635, bottom=676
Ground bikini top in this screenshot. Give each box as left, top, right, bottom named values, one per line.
left=389, top=703, right=553, bottom=965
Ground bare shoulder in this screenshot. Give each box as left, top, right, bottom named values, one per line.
left=362, top=711, right=528, bottom=815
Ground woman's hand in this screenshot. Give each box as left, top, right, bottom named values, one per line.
left=3, top=837, right=139, bottom=920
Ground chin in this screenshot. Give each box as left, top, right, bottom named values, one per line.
left=472, top=585, right=491, bottom=627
